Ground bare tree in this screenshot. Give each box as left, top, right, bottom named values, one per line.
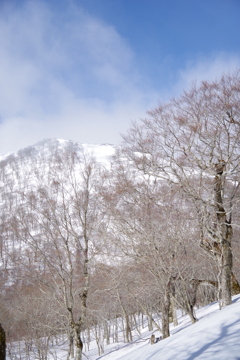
left=11, top=144, right=105, bottom=360
left=122, top=71, right=240, bottom=307
left=103, top=155, right=211, bottom=337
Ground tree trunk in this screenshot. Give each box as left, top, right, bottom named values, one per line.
left=214, top=167, right=233, bottom=307
left=220, top=240, right=232, bottom=307
left=67, top=328, right=74, bottom=360
left=95, top=325, right=104, bottom=356
left=73, top=323, right=83, bottom=360
left=116, top=289, right=132, bottom=343
left=133, top=314, right=141, bottom=336
left=125, top=315, right=133, bottom=343
left=170, top=282, right=178, bottom=327
left=126, top=287, right=161, bottom=332
left=161, top=282, right=170, bottom=339
left=186, top=305, right=197, bottom=324
left=170, top=294, right=178, bottom=327
left=147, top=315, right=153, bottom=331
left=114, top=317, right=119, bottom=343
left=104, top=321, right=110, bottom=345
left=0, top=324, right=6, bottom=360
left=231, top=272, right=240, bottom=295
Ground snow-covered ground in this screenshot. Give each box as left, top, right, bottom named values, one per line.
left=95, top=295, right=240, bottom=360
left=104, top=296, right=240, bottom=360
left=7, top=294, right=240, bottom=360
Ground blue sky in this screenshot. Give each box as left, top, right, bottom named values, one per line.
left=0, top=0, right=239, bottom=154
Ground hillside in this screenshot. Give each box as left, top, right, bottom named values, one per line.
left=1, top=138, right=240, bottom=360
left=6, top=295, right=240, bottom=359
left=105, top=295, right=240, bottom=360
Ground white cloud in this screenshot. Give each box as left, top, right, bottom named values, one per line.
left=0, top=0, right=154, bottom=154
left=0, top=1, right=239, bottom=155
left=174, top=52, right=240, bottom=96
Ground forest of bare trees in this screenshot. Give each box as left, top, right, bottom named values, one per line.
left=0, top=71, right=239, bottom=359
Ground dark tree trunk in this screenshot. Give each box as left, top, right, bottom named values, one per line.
left=0, top=324, right=6, bottom=360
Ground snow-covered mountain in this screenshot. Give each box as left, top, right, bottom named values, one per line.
left=0, top=138, right=116, bottom=289
left=0, top=138, right=116, bottom=164
left=0, top=138, right=116, bottom=198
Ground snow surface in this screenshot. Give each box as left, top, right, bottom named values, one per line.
left=81, top=143, right=115, bottom=165
left=103, top=296, right=240, bottom=360
left=7, top=295, right=240, bottom=360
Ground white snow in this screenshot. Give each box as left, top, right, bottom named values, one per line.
left=82, top=143, right=115, bottom=165
left=104, top=296, right=240, bottom=360
left=7, top=295, right=240, bottom=360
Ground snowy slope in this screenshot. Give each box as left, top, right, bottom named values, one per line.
left=99, top=295, right=240, bottom=360
left=102, top=296, right=240, bottom=360
left=87, top=296, right=240, bottom=360
left=7, top=295, right=240, bottom=360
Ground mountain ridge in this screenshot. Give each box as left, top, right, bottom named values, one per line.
left=0, top=138, right=116, bottom=162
